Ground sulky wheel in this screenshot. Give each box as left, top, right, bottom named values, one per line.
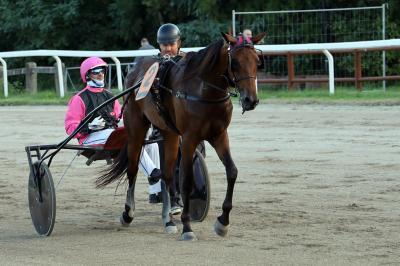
left=28, top=161, right=56, bottom=236
left=188, top=150, right=211, bottom=222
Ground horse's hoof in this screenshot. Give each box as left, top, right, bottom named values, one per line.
left=214, top=219, right=229, bottom=237
left=164, top=221, right=178, bottom=234
left=120, top=212, right=133, bottom=227
left=164, top=225, right=178, bottom=234
left=180, top=232, right=198, bottom=241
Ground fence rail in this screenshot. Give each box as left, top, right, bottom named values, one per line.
left=1, top=39, right=400, bottom=97
left=0, top=62, right=66, bottom=95
left=257, top=49, right=400, bottom=91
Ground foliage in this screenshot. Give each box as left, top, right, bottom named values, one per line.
left=0, top=0, right=399, bottom=90
left=179, top=20, right=227, bottom=46
left=1, top=0, right=397, bottom=51
left=0, top=0, right=80, bottom=51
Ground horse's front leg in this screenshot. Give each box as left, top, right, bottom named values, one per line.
left=209, top=130, right=238, bottom=237
left=179, top=136, right=198, bottom=241
left=159, top=180, right=177, bottom=233
left=159, top=131, right=180, bottom=234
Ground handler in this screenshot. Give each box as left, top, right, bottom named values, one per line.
left=154, top=23, right=207, bottom=216
left=150, top=23, right=185, bottom=215
left=64, top=56, right=162, bottom=185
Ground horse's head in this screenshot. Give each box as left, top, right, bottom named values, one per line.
left=222, top=32, right=266, bottom=113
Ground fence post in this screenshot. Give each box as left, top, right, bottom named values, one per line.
left=25, top=62, right=37, bottom=93
left=54, top=62, right=67, bottom=97
left=287, top=53, right=295, bottom=91
left=354, top=51, right=362, bottom=91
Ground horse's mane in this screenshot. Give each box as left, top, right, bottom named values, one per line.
left=184, top=39, right=226, bottom=80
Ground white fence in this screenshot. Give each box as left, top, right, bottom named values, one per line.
left=1, top=39, right=400, bottom=97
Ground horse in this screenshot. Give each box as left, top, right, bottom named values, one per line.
left=96, top=31, right=266, bottom=241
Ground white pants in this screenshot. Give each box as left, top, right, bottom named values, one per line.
left=142, top=143, right=161, bottom=194
left=83, top=128, right=115, bottom=145
left=143, top=127, right=162, bottom=194
left=83, top=129, right=161, bottom=194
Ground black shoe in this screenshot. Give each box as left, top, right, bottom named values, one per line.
left=149, top=192, right=162, bottom=204
left=148, top=168, right=162, bottom=185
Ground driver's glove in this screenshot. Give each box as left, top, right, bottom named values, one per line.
left=88, top=116, right=106, bottom=130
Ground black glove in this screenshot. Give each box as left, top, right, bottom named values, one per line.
left=100, top=112, right=118, bottom=128
left=78, top=124, right=91, bottom=135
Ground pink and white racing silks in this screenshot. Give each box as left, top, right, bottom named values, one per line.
left=233, top=35, right=253, bottom=49
left=64, top=85, right=121, bottom=145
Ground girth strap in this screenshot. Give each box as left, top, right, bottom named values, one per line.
left=151, top=85, right=181, bottom=135
left=174, top=91, right=231, bottom=103
left=158, top=82, right=232, bottom=104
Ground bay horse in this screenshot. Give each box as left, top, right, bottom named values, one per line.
left=96, top=32, right=266, bottom=240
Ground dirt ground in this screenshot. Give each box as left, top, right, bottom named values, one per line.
left=0, top=103, right=399, bottom=265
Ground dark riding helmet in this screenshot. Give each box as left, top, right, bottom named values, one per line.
left=157, top=23, right=181, bottom=44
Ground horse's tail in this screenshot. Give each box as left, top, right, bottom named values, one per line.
left=95, top=144, right=129, bottom=188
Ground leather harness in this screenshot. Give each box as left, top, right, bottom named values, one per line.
left=121, top=39, right=258, bottom=134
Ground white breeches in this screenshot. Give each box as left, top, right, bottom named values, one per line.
left=83, top=128, right=161, bottom=193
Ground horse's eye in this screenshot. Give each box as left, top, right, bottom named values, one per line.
left=231, top=59, right=240, bottom=70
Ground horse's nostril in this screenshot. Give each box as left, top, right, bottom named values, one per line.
left=243, top=96, right=258, bottom=105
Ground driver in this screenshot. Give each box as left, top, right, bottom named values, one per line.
left=64, top=56, right=162, bottom=184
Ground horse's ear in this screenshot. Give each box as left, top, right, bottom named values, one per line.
left=221, top=32, right=236, bottom=45
left=251, top=32, right=266, bottom=44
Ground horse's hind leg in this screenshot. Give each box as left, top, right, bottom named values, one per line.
left=120, top=139, right=145, bottom=226
left=121, top=174, right=137, bottom=226
left=120, top=119, right=149, bottom=226
left=209, top=130, right=238, bottom=237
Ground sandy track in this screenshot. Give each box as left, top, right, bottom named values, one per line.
left=0, top=104, right=399, bottom=265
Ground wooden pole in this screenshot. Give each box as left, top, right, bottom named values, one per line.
left=287, top=53, right=295, bottom=91
left=25, top=62, right=37, bottom=94
left=355, top=51, right=362, bottom=91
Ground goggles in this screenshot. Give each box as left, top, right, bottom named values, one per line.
left=90, top=67, right=106, bottom=75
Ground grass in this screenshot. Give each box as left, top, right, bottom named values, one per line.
left=0, top=90, right=71, bottom=105
left=0, top=86, right=399, bottom=106
left=0, top=88, right=123, bottom=105
left=258, top=85, right=400, bottom=105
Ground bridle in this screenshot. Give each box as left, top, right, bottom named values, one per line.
left=197, top=41, right=262, bottom=102
left=225, top=41, right=262, bottom=92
